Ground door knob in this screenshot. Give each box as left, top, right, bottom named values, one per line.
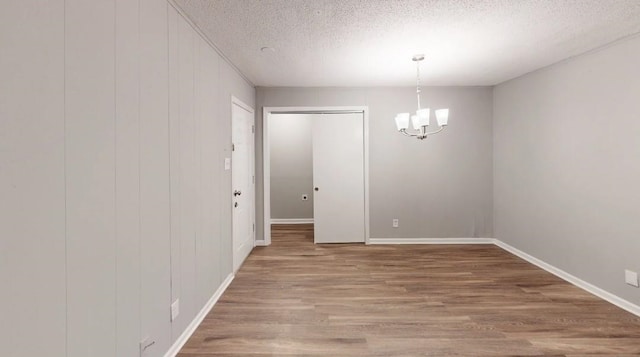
left=314, top=187, right=319, bottom=191
left=234, top=190, right=242, bottom=196
left=234, top=202, right=238, bottom=208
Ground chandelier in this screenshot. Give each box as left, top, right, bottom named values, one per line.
left=394, top=55, right=449, bottom=140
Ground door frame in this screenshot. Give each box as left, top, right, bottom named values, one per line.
left=231, top=96, right=256, bottom=272
left=261, top=106, right=370, bottom=245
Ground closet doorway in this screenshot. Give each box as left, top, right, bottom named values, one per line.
left=263, top=107, right=370, bottom=245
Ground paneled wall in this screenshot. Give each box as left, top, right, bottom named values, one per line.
left=0, top=1, right=255, bottom=356
left=115, top=0, right=142, bottom=354
left=0, top=1, right=66, bottom=356
left=65, top=0, right=117, bottom=354
left=168, top=5, right=226, bottom=343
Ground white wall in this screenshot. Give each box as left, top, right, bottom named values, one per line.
left=0, top=1, right=254, bottom=356
left=494, top=34, right=640, bottom=304
left=256, top=87, right=494, bottom=241
left=269, top=114, right=314, bottom=219
left=1, top=1, right=66, bottom=355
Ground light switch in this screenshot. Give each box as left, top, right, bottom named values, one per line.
left=140, top=336, right=155, bottom=356
left=224, top=158, right=231, bottom=170
left=171, top=299, right=180, bottom=321
left=625, top=270, right=639, bottom=287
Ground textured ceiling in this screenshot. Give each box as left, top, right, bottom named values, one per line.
left=175, top=0, right=640, bottom=87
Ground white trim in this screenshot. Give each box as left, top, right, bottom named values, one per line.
left=262, top=106, right=370, bottom=246
left=231, top=96, right=254, bottom=115
left=163, top=273, right=234, bottom=357
left=363, top=110, right=370, bottom=244
left=266, top=106, right=369, bottom=114
left=271, top=218, right=314, bottom=224
left=369, top=238, right=495, bottom=245
left=262, top=108, right=271, bottom=246
left=494, top=240, right=640, bottom=318
left=255, top=239, right=267, bottom=247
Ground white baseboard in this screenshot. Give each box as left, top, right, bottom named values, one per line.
left=255, top=239, right=267, bottom=246
left=494, top=240, right=640, bottom=317
left=368, top=237, right=495, bottom=245
left=271, top=218, right=314, bottom=224
left=164, top=273, right=234, bottom=357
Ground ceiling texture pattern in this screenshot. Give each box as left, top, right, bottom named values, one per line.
left=175, top=0, right=640, bottom=87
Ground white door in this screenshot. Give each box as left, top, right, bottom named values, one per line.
left=232, top=100, right=255, bottom=272
left=312, top=113, right=365, bottom=243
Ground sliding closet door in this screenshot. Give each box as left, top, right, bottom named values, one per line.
left=312, top=113, right=365, bottom=243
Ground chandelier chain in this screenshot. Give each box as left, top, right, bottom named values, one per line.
left=416, top=60, right=421, bottom=110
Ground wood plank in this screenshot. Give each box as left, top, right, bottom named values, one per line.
left=179, top=224, right=640, bottom=356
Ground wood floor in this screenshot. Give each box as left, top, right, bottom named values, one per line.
left=178, top=224, right=640, bottom=356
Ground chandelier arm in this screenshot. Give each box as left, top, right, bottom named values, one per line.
left=423, top=126, right=446, bottom=136
left=399, top=129, right=418, bottom=137
left=400, top=126, right=446, bottom=140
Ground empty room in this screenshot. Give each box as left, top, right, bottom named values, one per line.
left=2, top=0, right=640, bottom=356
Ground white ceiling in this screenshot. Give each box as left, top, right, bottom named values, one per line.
left=175, top=0, right=640, bottom=87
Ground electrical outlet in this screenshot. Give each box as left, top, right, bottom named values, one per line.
left=139, top=336, right=155, bottom=356
left=171, top=299, right=180, bottom=321
left=301, top=194, right=308, bottom=201
left=625, top=270, right=639, bottom=287
left=392, top=219, right=399, bottom=228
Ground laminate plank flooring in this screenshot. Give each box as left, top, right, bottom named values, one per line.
left=178, top=224, right=640, bottom=356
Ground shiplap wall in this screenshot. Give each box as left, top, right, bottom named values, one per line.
left=0, top=1, right=254, bottom=356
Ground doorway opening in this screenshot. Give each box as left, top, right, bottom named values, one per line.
left=262, top=107, right=370, bottom=245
